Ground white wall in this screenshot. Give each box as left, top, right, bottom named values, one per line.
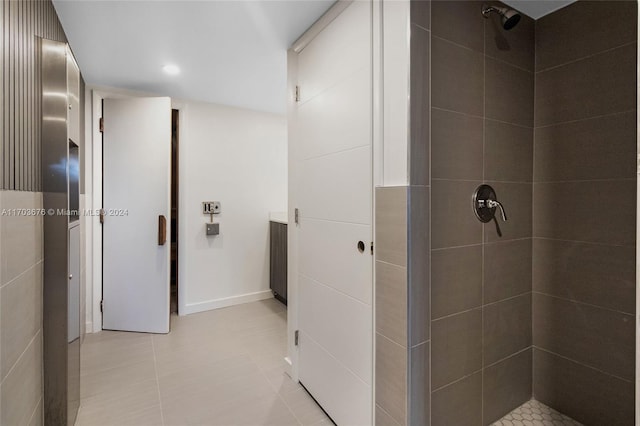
left=178, top=100, right=287, bottom=314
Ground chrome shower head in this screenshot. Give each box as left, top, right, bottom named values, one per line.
left=482, top=4, right=522, bottom=30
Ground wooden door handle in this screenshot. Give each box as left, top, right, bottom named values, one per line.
left=158, top=215, right=167, bottom=245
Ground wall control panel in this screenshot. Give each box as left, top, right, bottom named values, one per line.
left=203, top=201, right=221, bottom=215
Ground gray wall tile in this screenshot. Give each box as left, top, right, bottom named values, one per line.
left=483, top=294, right=532, bottom=366
left=376, top=405, right=402, bottom=426
left=535, top=0, right=637, bottom=71
left=431, top=372, right=482, bottom=426
left=431, top=245, right=482, bottom=319
left=409, top=186, right=430, bottom=345
left=484, top=239, right=532, bottom=304
left=432, top=180, right=482, bottom=249
left=484, top=119, right=533, bottom=183
left=431, top=109, right=483, bottom=180
left=1, top=332, right=42, bottom=426
left=410, top=26, right=431, bottom=186
left=375, top=187, right=408, bottom=266
left=432, top=309, right=482, bottom=389
left=485, top=58, right=534, bottom=127
left=376, top=261, right=408, bottom=347
left=431, top=37, right=484, bottom=116
left=483, top=349, right=532, bottom=424
left=1, top=262, right=43, bottom=381
left=432, top=1, right=484, bottom=52
left=533, top=180, right=636, bottom=246
left=485, top=10, right=535, bottom=71
left=376, top=334, right=407, bottom=425
left=534, top=111, right=637, bottom=182
left=411, top=0, right=431, bottom=30
left=483, top=182, right=532, bottom=243
left=533, top=239, right=635, bottom=314
left=533, top=348, right=635, bottom=426
left=535, top=43, right=636, bottom=126
left=533, top=293, right=635, bottom=380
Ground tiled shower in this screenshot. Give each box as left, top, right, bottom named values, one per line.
left=375, top=1, right=637, bottom=425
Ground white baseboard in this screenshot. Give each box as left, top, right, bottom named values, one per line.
left=182, top=290, right=273, bottom=315
left=284, top=356, right=293, bottom=377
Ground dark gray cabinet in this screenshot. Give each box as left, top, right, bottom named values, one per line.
left=270, top=221, right=288, bottom=305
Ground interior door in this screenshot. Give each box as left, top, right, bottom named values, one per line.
left=295, top=2, right=373, bottom=425
left=102, top=97, right=171, bottom=333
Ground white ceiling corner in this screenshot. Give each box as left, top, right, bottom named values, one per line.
left=52, top=0, right=336, bottom=114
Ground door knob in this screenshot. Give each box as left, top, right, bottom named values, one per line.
left=69, top=274, right=73, bottom=279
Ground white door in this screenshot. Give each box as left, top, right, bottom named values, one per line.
left=295, top=2, right=373, bottom=425
left=102, top=97, right=171, bottom=333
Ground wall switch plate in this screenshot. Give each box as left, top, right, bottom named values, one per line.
left=206, top=223, right=220, bottom=236
left=203, top=201, right=221, bottom=215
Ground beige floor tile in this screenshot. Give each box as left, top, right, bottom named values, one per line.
left=78, top=300, right=333, bottom=426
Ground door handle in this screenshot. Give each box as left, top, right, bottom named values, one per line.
left=158, top=215, right=167, bottom=245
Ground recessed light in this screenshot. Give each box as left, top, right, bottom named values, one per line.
left=163, top=64, right=180, bottom=75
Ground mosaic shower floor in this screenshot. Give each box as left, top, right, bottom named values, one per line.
left=492, top=399, right=583, bottom=426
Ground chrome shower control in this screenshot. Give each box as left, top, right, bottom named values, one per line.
left=473, top=184, right=508, bottom=223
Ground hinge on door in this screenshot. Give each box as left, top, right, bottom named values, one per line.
left=371, top=242, right=374, bottom=255
left=295, top=85, right=300, bottom=102
left=294, top=330, right=300, bottom=346
left=100, top=300, right=104, bottom=313
left=99, top=209, right=105, bottom=224
left=294, top=208, right=299, bottom=225
left=99, top=117, right=104, bottom=133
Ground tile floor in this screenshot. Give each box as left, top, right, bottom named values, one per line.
left=493, top=399, right=583, bottom=426
left=76, top=298, right=332, bottom=426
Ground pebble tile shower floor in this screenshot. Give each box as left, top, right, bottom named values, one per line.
left=75, top=299, right=332, bottom=426
left=492, top=399, right=583, bottom=426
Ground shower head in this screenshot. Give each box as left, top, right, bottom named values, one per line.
left=482, top=4, right=522, bottom=30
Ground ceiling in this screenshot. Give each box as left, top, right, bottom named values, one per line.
left=502, top=0, right=577, bottom=19
left=52, top=0, right=335, bottom=114
left=53, top=0, right=577, bottom=114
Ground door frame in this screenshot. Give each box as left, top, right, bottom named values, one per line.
left=89, top=87, right=187, bottom=332
left=286, top=0, right=383, bottom=421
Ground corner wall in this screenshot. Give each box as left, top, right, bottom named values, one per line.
left=532, top=2, right=637, bottom=424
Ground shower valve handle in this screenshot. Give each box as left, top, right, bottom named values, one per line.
left=485, top=199, right=507, bottom=221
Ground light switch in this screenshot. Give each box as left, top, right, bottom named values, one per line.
left=203, top=201, right=221, bottom=215
left=206, top=223, right=220, bottom=236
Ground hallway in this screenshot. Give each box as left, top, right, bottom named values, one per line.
left=76, top=299, right=331, bottom=426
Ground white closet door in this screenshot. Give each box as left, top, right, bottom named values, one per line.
left=295, top=2, right=373, bottom=424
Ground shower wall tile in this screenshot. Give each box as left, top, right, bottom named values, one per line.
left=483, top=349, right=532, bottom=425
left=533, top=293, right=635, bottom=381
left=375, top=186, right=407, bottom=266
left=535, top=0, right=637, bottom=71
left=483, top=182, right=532, bottom=243
left=483, top=239, right=532, bottom=304
left=410, top=25, right=430, bottom=186
left=376, top=405, right=401, bottom=426
left=431, top=180, right=482, bottom=249
left=485, top=11, right=535, bottom=72
left=483, top=293, right=531, bottom=366
left=431, top=109, right=483, bottom=180
left=535, top=43, right=636, bottom=126
left=431, top=1, right=483, bottom=53
left=485, top=58, right=534, bottom=127
left=376, top=261, right=407, bottom=347
left=431, top=245, right=482, bottom=319
left=411, top=0, right=430, bottom=30
left=533, top=180, right=636, bottom=246
left=484, top=119, right=533, bottom=183
left=532, top=238, right=635, bottom=314
left=533, top=348, right=635, bottom=426
left=376, top=333, right=408, bottom=426
left=533, top=111, right=636, bottom=182
left=431, top=308, right=482, bottom=389
left=408, top=186, right=430, bottom=345
left=431, top=37, right=484, bottom=116
left=431, top=372, right=482, bottom=426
